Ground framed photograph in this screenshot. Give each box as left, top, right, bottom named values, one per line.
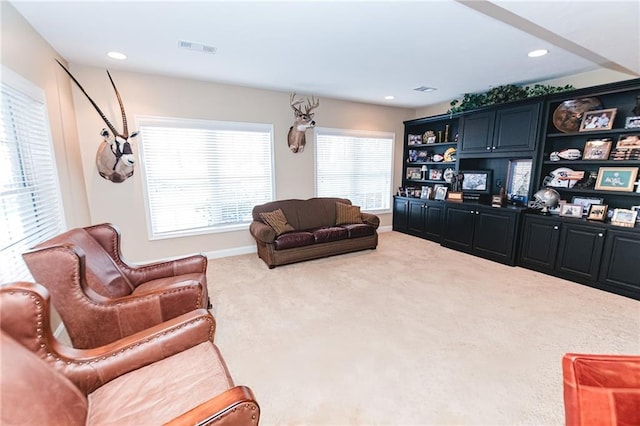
left=582, top=139, right=612, bottom=160
left=506, top=159, right=532, bottom=205
left=579, top=108, right=617, bottom=132
left=631, top=205, right=640, bottom=222
left=559, top=203, right=583, bottom=218
left=611, top=208, right=638, bottom=228
left=423, top=131, right=436, bottom=144
left=594, top=167, right=639, bottom=192
left=587, top=204, right=608, bottom=221
left=434, top=185, right=448, bottom=201
left=616, top=134, right=640, bottom=148
left=406, top=167, right=422, bottom=180
left=461, top=170, right=493, bottom=195
left=625, top=116, right=640, bottom=129
left=408, top=134, right=422, bottom=145
left=408, top=149, right=418, bottom=162
left=417, top=150, right=429, bottom=161
left=420, top=186, right=432, bottom=199
left=429, top=169, right=443, bottom=180
left=570, top=196, right=604, bottom=216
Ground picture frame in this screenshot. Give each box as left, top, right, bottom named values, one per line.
left=559, top=203, right=583, bottom=218
left=506, top=159, right=532, bottom=205
left=616, top=134, right=640, bottom=148
left=625, top=116, right=640, bottom=129
left=408, top=149, right=418, bottom=162
left=594, top=167, right=639, bottom=192
left=587, top=204, right=608, bottom=221
left=420, top=186, right=432, bottom=199
left=434, top=185, right=448, bottom=201
left=406, top=167, right=422, bottom=180
left=408, top=134, right=422, bottom=145
left=631, top=205, right=640, bottom=222
left=461, top=170, right=493, bottom=195
left=582, top=138, right=612, bottom=160
left=611, top=208, right=638, bottom=228
left=570, top=196, right=604, bottom=216
left=429, top=169, right=443, bottom=180
left=579, top=108, right=617, bottom=132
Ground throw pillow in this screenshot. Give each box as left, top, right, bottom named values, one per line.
left=260, top=209, right=295, bottom=236
left=336, top=202, right=363, bottom=225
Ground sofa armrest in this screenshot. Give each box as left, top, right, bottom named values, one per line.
left=52, top=309, right=215, bottom=394
left=249, top=221, right=276, bottom=244
left=165, top=386, right=260, bottom=426
left=361, top=212, right=380, bottom=229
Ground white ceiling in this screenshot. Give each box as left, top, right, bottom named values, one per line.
left=10, top=0, right=640, bottom=108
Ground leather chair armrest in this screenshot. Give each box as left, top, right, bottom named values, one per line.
left=52, top=309, right=215, bottom=394
left=361, top=212, right=380, bottom=229
left=165, top=386, right=260, bottom=426
left=123, top=254, right=208, bottom=287
left=249, top=221, right=276, bottom=244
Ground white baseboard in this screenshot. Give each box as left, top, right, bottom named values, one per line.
left=203, top=245, right=256, bottom=259
left=378, top=225, right=392, bottom=233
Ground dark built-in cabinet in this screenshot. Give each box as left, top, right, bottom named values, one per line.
left=395, top=78, right=640, bottom=300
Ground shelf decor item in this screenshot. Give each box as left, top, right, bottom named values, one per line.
left=625, top=116, right=640, bottom=129
left=429, top=169, right=443, bottom=181
left=552, top=97, right=602, bottom=133
left=408, top=134, right=422, bottom=145
left=559, top=203, right=583, bottom=218
left=506, top=159, right=532, bottom=205
left=543, top=167, right=584, bottom=188
left=611, top=208, right=638, bottom=227
left=420, top=165, right=428, bottom=180
left=434, top=185, right=448, bottom=201
left=587, top=204, right=608, bottom=221
left=571, top=196, right=604, bottom=216
left=420, top=186, right=432, bottom=199
left=443, top=147, right=457, bottom=162
left=583, top=139, right=613, bottom=160
left=406, top=167, right=422, bottom=180
left=461, top=170, right=492, bottom=195
left=423, top=130, right=436, bottom=144
left=594, top=167, right=639, bottom=192
left=579, top=108, right=617, bottom=132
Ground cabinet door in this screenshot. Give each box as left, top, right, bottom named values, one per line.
left=557, top=223, right=605, bottom=282
left=493, top=103, right=540, bottom=153
left=407, top=200, right=425, bottom=236
left=459, top=111, right=494, bottom=154
left=599, top=230, right=640, bottom=297
left=393, top=198, right=409, bottom=232
left=442, top=204, right=475, bottom=251
left=519, top=215, right=561, bottom=272
left=423, top=204, right=444, bottom=242
left=472, top=208, right=518, bottom=265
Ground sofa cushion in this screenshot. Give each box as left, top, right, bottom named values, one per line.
left=259, top=209, right=295, bottom=236
left=336, top=202, right=363, bottom=225
left=274, top=232, right=315, bottom=250
left=253, top=198, right=352, bottom=231
left=342, top=223, right=375, bottom=238
left=313, top=227, right=349, bottom=243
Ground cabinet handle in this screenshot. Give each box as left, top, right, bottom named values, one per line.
left=553, top=226, right=559, bottom=230
left=475, top=211, right=480, bottom=215
left=598, top=233, right=603, bottom=237
left=469, top=210, right=475, bottom=214
left=486, top=146, right=491, bottom=150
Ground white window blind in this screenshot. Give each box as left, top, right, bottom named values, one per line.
left=0, top=66, right=66, bottom=283
left=315, top=127, right=394, bottom=212
left=138, top=116, right=274, bottom=239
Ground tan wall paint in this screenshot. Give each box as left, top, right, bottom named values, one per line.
left=1, top=2, right=90, bottom=229
left=68, top=65, right=413, bottom=261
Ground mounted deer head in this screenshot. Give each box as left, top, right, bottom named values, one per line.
left=287, top=93, right=319, bottom=153
left=56, top=60, right=138, bottom=183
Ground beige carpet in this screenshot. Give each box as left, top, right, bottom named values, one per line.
left=208, top=231, right=640, bottom=426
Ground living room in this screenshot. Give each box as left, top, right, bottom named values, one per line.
left=2, top=1, right=639, bottom=424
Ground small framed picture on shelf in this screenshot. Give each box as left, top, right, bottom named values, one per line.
left=611, top=208, right=638, bottom=228
left=423, top=130, right=436, bottom=144
left=408, top=149, right=418, bottom=162
left=594, top=167, right=639, bottom=192
left=434, top=185, right=448, bottom=200
left=582, top=138, right=612, bottom=160
left=420, top=186, right=432, bottom=199
left=570, top=196, right=604, bottom=216
left=587, top=204, right=608, bottom=221
left=616, top=134, right=640, bottom=148
left=461, top=170, right=492, bottom=194
left=631, top=205, right=640, bottom=222
left=429, top=169, right=443, bottom=180
left=625, top=116, right=640, bottom=129
left=417, top=150, right=429, bottom=162
left=408, top=134, right=422, bottom=145
left=579, top=108, right=617, bottom=132
left=559, top=203, right=583, bottom=218
left=406, top=167, right=422, bottom=180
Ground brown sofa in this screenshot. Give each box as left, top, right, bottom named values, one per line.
left=249, top=197, right=379, bottom=268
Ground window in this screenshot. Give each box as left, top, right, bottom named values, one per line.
left=138, top=116, right=274, bottom=239
left=0, top=66, right=66, bottom=282
left=315, top=127, right=394, bottom=212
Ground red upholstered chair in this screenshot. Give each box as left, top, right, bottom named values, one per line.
left=562, top=353, right=640, bottom=426
left=0, top=282, right=259, bottom=425
left=22, top=223, right=210, bottom=348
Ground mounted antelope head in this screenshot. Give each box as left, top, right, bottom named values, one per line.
left=56, top=60, right=138, bottom=183
left=287, top=93, right=319, bottom=153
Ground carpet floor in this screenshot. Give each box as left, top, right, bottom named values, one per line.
left=208, top=231, right=639, bottom=425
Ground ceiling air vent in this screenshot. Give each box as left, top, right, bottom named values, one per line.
left=413, top=86, right=437, bottom=92
left=178, top=40, right=217, bottom=55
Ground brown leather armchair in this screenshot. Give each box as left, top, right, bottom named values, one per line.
left=22, top=223, right=210, bottom=348
left=0, top=282, right=259, bottom=425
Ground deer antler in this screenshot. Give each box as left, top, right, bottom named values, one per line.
left=290, top=93, right=304, bottom=114
left=304, top=96, right=319, bottom=114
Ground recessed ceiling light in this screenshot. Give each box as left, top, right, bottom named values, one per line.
left=528, top=49, right=548, bottom=58
left=384, top=95, right=395, bottom=100
left=107, top=51, right=127, bottom=60
left=413, top=86, right=437, bottom=92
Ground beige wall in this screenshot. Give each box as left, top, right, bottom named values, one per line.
left=69, top=65, right=413, bottom=261
left=1, top=2, right=90, bottom=228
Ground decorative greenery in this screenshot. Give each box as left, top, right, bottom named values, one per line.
left=447, top=83, right=575, bottom=114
